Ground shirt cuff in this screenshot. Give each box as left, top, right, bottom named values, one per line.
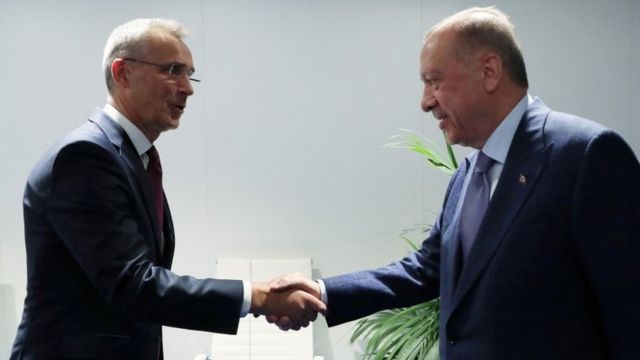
left=240, top=280, right=251, bottom=317
left=317, top=279, right=328, bottom=306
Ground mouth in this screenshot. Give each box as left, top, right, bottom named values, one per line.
left=433, top=113, right=449, bottom=129
left=433, top=112, right=447, bottom=120
left=432, top=110, right=446, bottom=120
left=170, top=103, right=186, bottom=113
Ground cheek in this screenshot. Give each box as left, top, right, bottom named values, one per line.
left=441, top=86, right=470, bottom=118
left=436, top=90, right=459, bottom=118
left=149, top=88, right=172, bottom=109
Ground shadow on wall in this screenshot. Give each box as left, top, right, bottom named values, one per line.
left=0, top=284, right=17, bottom=356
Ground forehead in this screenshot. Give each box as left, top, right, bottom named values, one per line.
left=144, top=31, right=193, bottom=64
left=420, top=30, right=458, bottom=75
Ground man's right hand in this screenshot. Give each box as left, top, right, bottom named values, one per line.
left=250, top=276, right=325, bottom=331
left=262, top=273, right=324, bottom=330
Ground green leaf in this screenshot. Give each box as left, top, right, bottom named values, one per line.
left=351, top=300, right=440, bottom=360
left=384, top=129, right=458, bottom=175
left=350, top=128, right=456, bottom=359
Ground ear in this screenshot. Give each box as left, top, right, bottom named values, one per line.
left=110, top=59, right=129, bottom=87
left=482, top=53, right=502, bottom=92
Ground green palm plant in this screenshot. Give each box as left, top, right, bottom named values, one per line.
left=350, top=129, right=458, bottom=360
left=384, top=129, right=458, bottom=173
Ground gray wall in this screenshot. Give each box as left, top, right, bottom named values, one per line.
left=1, top=0, right=638, bottom=358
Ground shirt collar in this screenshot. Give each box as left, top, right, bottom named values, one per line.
left=481, top=94, right=531, bottom=164
left=103, top=103, right=153, bottom=156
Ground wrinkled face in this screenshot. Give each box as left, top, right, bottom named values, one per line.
left=124, top=32, right=195, bottom=140
left=420, top=29, right=487, bottom=148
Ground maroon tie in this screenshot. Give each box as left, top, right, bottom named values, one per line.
left=146, top=146, right=164, bottom=235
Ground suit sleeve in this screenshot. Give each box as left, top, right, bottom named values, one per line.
left=46, top=141, right=243, bottom=334
left=322, top=212, right=442, bottom=326
left=571, top=130, right=640, bottom=357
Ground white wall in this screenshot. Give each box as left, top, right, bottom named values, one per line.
left=0, top=1, right=637, bottom=359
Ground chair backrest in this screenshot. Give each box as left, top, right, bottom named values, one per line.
left=0, top=284, right=17, bottom=354
left=211, top=258, right=314, bottom=360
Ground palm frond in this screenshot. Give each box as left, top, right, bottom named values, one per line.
left=384, top=129, right=457, bottom=175
left=351, top=300, right=440, bottom=360
left=349, top=129, right=457, bottom=359
left=399, top=224, right=431, bottom=252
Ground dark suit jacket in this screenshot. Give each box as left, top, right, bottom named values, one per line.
left=11, top=109, right=243, bottom=360
left=323, top=98, right=640, bottom=359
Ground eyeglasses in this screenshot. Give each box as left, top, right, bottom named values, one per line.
left=123, top=58, right=201, bottom=83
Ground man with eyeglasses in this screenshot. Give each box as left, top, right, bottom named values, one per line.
left=10, top=18, right=324, bottom=360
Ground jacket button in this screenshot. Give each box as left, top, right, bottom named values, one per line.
left=449, top=340, right=456, bottom=346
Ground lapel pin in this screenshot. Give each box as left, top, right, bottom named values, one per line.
left=519, top=174, right=527, bottom=185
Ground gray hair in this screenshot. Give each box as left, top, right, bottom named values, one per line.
left=427, top=6, right=528, bottom=88
left=102, top=18, right=190, bottom=92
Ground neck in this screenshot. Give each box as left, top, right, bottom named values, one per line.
left=494, top=86, right=527, bottom=123
left=472, top=86, right=527, bottom=149
left=106, top=94, right=160, bottom=143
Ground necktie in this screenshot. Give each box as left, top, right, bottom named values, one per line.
left=146, top=146, right=164, bottom=236
left=460, top=151, right=494, bottom=260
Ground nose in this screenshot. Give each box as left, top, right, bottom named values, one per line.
left=178, top=75, right=194, bottom=96
left=421, top=85, right=437, bottom=113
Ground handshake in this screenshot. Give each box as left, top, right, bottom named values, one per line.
left=250, top=273, right=325, bottom=331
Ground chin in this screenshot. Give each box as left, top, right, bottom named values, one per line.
left=442, top=130, right=458, bottom=146
left=167, top=117, right=180, bottom=129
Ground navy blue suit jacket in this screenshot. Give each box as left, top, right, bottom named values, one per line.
left=11, top=109, right=243, bottom=359
left=323, top=99, right=640, bottom=359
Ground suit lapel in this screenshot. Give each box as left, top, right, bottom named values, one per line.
left=161, top=195, right=175, bottom=267
left=450, top=99, right=553, bottom=310
left=88, top=109, right=165, bottom=263
left=439, top=162, right=468, bottom=323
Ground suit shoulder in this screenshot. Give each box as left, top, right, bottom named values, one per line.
left=48, top=121, right=115, bottom=160
left=63, top=120, right=115, bottom=150
left=26, top=122, right=117, bottom=192
left=544, top=111, right=608, bottom=142
left=542, top=111, right=627, bottom=152
left=543, top=111, right=636, bottom=172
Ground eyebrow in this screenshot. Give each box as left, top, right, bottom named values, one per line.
left=171, top=61, right=195, bottom=71
left=421, top=69, right=443, bottom=81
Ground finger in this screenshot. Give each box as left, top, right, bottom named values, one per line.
left=266, top=315, right=279, bottom=324
left=304, top=293, right=327, bottom=314
left=296, top=279, right=320, bottom=295
left=277, top=320, right=292, bottom=331
left=276, top=316, right=292, bottom=329
left=269, top=273, right=303, bottom=292
left=304, top=308, right=318, bottom=322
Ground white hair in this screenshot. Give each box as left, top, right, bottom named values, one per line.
left=102, top=18, right=190, bottom=92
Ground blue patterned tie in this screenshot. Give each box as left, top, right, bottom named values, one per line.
left=460, top=151, right=494, bottom=259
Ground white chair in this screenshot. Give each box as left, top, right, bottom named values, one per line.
left=0, top=284, right=17, bottom=354
left=197, top=258, right=323, bottom=360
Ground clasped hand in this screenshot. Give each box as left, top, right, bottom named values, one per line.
left=250, top=273, right=324, bottom=331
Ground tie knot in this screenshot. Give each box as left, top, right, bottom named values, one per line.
left=475, top=151, right=494, bottom=173
left=147, top=146, right=162, bottom=173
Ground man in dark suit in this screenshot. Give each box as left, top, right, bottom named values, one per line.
left=11, top=18, right=324, bottom=360
left=272, top=6, right=640, bottom=359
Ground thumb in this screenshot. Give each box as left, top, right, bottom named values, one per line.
left=305, top=292, right=327, bottom=315
left=270, top=273, right=312, bottom=292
